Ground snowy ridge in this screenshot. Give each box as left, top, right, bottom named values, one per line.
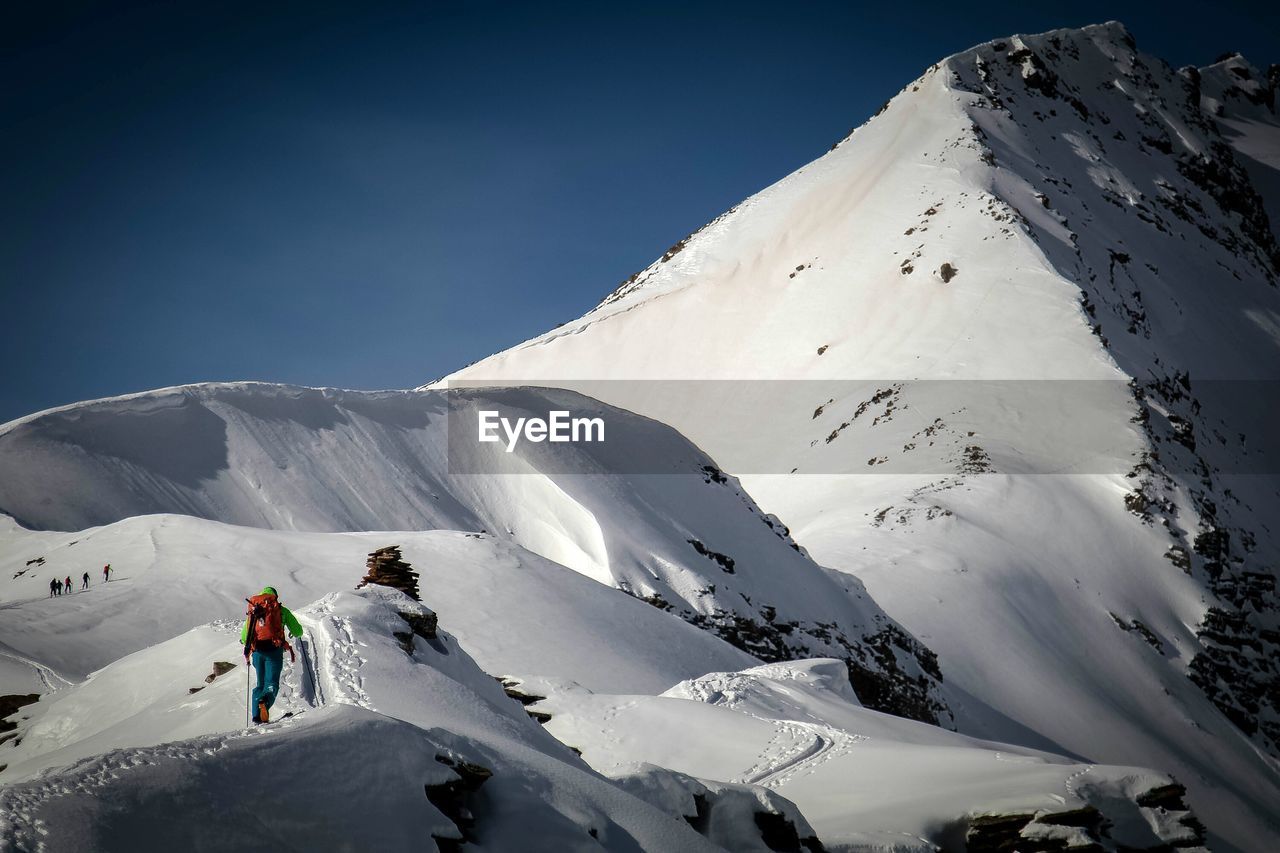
left=1, top=556, right=1201, bottom=852
left=0, top=382, right=949, bottom=724
left=532, top=659, right=1205, bottom=851
left=437, top=22, right=1280, bottom=851
left=2, top=19, right=1277, bottom=853
left=0, top=517, right=757, bottom=691
left=0, top=587, right=738, bottom=852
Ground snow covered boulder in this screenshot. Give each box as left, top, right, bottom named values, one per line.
left=611, top=763, right=824, bottom=853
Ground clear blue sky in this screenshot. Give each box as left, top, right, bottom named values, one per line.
left=2, top=0, right=1275, bottom=422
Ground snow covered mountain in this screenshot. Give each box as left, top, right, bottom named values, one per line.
left=0, top=517, right=1203, bottom=851
left=0, top=578, right=755, bottom=852
left=2, top=19, right=1276, bottom=853
left=0, top=382, right=946, bottom=724
left=437, top=22, right=1280, bottom=852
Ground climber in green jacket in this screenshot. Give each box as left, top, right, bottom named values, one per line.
left=241, top=586, right=304, bottom=723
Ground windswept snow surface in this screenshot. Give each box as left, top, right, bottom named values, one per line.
left=0, top=382, right=949, bottom=723
left=3, top=19, right=1278, bottom=853
left=530, top=659, right=1203, bottom=851
left=438, top=22, right=1280, bottom=851
left=0, top=515, right=754, bottom=692
left=1, top=523, right=1197, bottom=852
left=0, top=586, right=731, bottom=853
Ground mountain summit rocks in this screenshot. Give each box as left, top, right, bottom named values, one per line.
left=356, top=545, right=421, bottom=601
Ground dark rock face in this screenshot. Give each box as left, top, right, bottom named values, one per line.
left=426, top=753, right=493, bottom=852
left=1175, top=146, right=1280, bottom=276
left=189, top=661, right=239, bottom=694
left=628, top=586, right=948, bottom=726
left=661, top=777, right=824, bottom=852
left=964, top=812, right=1037, bottom=852
left=961, top=786, right=1205, bottom=852
left=845, top=624, right=947, bottom=724
left=683, top=791, right=711, bottom=834
left=392, top=608, right=438, bottom=655
left=686, top=538, right=736, bottom=573
left=206, top=661, right=237, bottom=682
left=497, top=678, right=552, bottom=725
left=356, top=545, right=421, bottom=600
left=1126, top=377, right=1280, bottom=756
left=0, top=694, right=39, bottom=743
left=752, top=809, right=826, bottom=852
left=1109, top=613, right=1166, bottom=654
left=948, top=25, right=1280, bottom=762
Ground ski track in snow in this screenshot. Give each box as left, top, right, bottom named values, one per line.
left=0, top=644, right=73, bottom=694
left=676, top=675, right=868, bottom=789
left=304, top=596, right=372, bottom=711
left=736, top=719, right=865, bottom=789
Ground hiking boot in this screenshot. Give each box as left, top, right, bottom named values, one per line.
left=258, top=701, right=269, bottom=723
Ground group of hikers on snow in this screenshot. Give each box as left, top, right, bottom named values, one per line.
left=47, top=564, right=111, bottom=597
left=43, top=569, right=299, bottom=726
left=241, top=586, right=303, bottom=724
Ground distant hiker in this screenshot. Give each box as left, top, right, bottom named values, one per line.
left=54, top=578, right=62, bottom=596
left=64, top=575, right=72, bottom=593
left=103, top=564, right=111, bottom=582
left=241, top=586, right=303, bottom=724
left=82, top=572, right=90, bottom=590
left=49, top=578, right=58, bottom=598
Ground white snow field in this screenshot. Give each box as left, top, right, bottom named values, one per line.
left=536, top=659, right=1200, bottom=852
left=0, top=519, right=1197, bottom=851
left=436, top=22, right=1280, bottom=853
left=0, top=583, right=741, bottom=853
left=0, top=382, right=950, bottom=724
left=2, top=19, right=1277, bottom=853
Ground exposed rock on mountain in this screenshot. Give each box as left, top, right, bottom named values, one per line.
left=438, top=22, right=1280, bottom=850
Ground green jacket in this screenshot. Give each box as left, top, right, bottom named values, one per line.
left=240, top=587, right=304, bottom=645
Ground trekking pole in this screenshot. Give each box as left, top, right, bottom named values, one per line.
left=245, top=658, right=251, bottom=727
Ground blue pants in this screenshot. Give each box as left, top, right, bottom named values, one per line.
left=251, top=646, right=284, bottom=718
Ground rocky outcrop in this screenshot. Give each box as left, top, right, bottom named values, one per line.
left=356, top=545, right=420, bottom=601
left=626, top=586, right=949, bottom=726
left=0, top=693, right=39, bottom=749
left=1125, top=372, right=1280, bottom=756
left=393, top=608, right=438, bottom=655
left=610, top=764, right=824, bottom=853
left=497, top=678, right=552, bottom=725
left=961, top=782, right=1206, bottom=852
left=188, top=660, right=238, bottom=694
left=951, top=24, right=1280, bottom=763
left=425, top=753, right=493, bottom=852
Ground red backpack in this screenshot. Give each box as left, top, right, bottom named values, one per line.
left=246, top=593, right=286, bottom=648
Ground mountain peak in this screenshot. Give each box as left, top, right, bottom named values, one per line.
left=438, top=23, right=1280, bottom=850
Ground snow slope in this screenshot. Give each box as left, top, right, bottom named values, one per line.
left=534, top=659, right=1204, bottom=851
left=0, top=585, right=744, bottom=853
left=437, top=22, right=1280, bottom=851
left=1, top=522, right=1198, bottom=852
left=2, top=19, right=1275, bottom=853
left=0, top=514, right=755, bottom=693
left=0, top=382, right=948, bottom=724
